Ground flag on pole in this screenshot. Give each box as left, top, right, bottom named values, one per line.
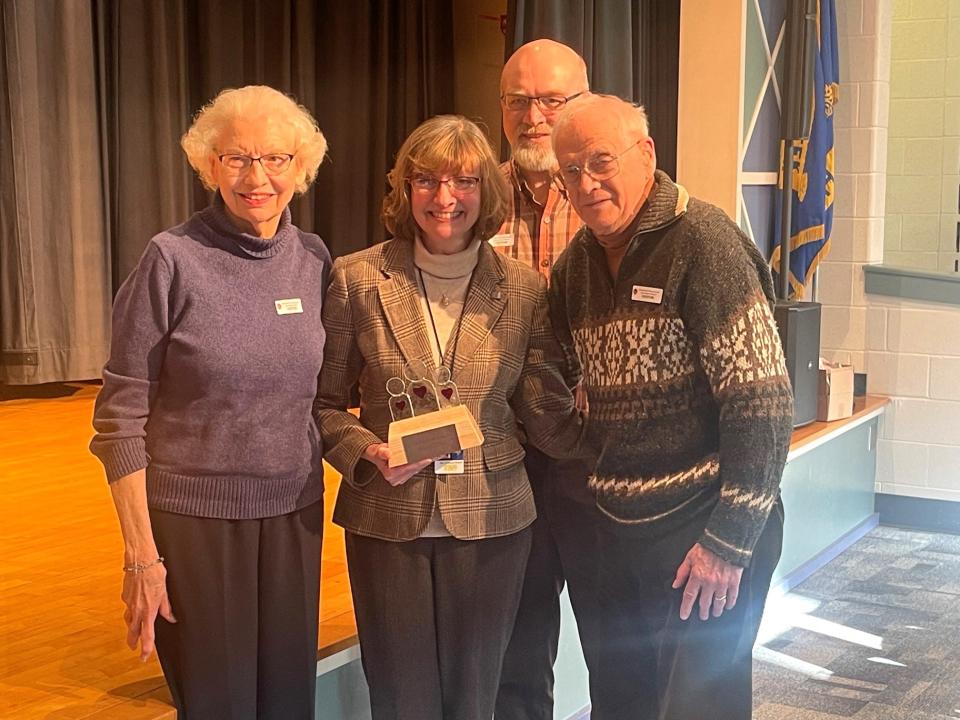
left=771, top=0, right=839, bottom=298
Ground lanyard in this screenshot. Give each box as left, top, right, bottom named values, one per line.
left=416, top=267, right=475, bottom=370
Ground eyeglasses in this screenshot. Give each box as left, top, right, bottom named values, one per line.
left=408, top=174, right=481, bottom=196
left=500, top=92, right=585, bottom=113
left=217, top=153, right=295, bottom=176
left=558, top=141, right=641, bottom=187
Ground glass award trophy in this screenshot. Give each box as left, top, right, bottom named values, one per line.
left=384, top=360, right=483, bottom=468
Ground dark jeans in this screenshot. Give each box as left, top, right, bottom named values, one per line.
left=591, top=498, right=785, bottom=720
left=346, top=528, right=533, bottom=720
left=495, top=446, right=605, bottom=720
left=151, top=501, right=324, bottom=720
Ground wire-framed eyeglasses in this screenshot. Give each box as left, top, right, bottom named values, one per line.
left=408, top=174, right=481, bottom=197
left=500, top=92, right=585, bottom=113
left=558, top=141, right=642, bottom=187
left=217, top=153, right=295, bottom=176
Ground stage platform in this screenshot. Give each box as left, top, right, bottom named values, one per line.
left=0, top=383, right=355, bottom=719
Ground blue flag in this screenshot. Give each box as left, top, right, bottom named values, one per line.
left=771, top=0, right=839, bottom=298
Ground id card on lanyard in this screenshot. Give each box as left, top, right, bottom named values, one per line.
left=418, top=267, right=476, bottom=476
left=435, top=450, right=465, bottom=474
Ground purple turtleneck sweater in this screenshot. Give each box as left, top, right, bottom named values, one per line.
left=90, top=196, right=331, bottom=519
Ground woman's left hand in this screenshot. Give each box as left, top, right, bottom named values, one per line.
left=363, top=443, right=434, bottom=486
left=121, top=562, right=176, bottom=661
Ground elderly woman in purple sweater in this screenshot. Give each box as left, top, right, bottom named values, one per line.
left=90, top=85, right=330, bottom=720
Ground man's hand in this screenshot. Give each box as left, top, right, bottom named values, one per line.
left=672, top=543, right=744, bottom=621
left=363, top=443, right=433, bottom=486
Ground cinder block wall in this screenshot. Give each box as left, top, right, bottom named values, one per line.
left=823, top=0, right=960, bottom=501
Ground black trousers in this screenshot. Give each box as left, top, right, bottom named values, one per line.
left=591, top=498, right=784, bottom=720
left=495, top=447, right=605, bottom=720
left=346, top=528, right=532, bottom=720
left=150, top=501, right=324, bottom=720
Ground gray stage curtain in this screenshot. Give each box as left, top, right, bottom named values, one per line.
left=505, top=0, right=679, bottom=178
left=97, top=0, right=454, bottom=282
left=0, top=0, right=112, bottom=384
left=0, top=0, right=454, bottom=384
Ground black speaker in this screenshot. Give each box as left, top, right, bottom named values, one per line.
left=773, top=301, right=821, bottom=427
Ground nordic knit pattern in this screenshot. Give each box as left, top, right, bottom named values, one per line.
left=549, top=171, right=793, bottom=566
left=89, top=196, right=332, bottom=519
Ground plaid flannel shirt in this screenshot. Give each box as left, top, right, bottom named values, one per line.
left=493, top=161, right=584, bottom=282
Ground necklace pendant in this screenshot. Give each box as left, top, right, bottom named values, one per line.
left=439, top=293, right=450, bottom=308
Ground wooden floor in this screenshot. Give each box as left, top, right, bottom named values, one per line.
left=0, top=383, right=889, bottom=719
left=0, top=384, right=356, bottom=720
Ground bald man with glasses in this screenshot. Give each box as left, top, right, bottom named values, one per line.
left=493, top=40, right=606, bottom=720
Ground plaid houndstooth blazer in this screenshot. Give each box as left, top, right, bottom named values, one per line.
left=315, top=237, right=588, bottom=541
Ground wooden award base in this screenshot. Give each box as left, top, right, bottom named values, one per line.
left=387, top=404, right=484, bottom=467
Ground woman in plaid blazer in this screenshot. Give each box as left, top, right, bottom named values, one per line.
left=315, top=116, right=589, bottom=720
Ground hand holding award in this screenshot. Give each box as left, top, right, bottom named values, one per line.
left=384, top=360, right=483, bottom=468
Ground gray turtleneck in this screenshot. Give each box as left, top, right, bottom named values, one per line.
left=90, top=195, right=332, bottom=519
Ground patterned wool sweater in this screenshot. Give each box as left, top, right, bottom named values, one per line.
left=549, top=171, right=793, bottom=566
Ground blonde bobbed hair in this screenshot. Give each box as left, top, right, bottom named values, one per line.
left=180, top=85, right=327, bottom=194
left=382, top=115, right=509, bottom=243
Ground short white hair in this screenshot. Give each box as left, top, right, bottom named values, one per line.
left=554, top=93, right=650, bottom=141
left=180, top=85, right=327, bottom=193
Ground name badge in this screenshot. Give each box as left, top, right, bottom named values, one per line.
left=631, top=285, right=663, bottom=304
left=275, top=298, right=303, bottom=315
left=435, top=450, right=465, bottom=475
left=488, top=233, right=515, bottom=248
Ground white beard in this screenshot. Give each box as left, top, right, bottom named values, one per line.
left=512, top=142, right=559, bottom=173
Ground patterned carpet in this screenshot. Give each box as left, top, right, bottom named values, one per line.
left=753, top=526, right=960, bottom=718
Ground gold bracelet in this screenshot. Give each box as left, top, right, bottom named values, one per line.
left=122, top=556, right=165, bottom=574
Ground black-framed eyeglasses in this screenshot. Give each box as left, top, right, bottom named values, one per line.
left=500, top=92, right=585, bottom=113
left=217, top=153, right=295, bottom=176
left=558, top=141, right=641, bottom=187
left=408, top=174, right=481, bottom=196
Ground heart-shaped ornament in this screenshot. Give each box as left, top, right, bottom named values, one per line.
left=412, top=386, right=427, bottom=398
left=441, top=388, right=454, bottom=400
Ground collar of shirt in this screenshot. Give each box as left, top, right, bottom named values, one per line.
left=509, top=159, right=568, bottom=211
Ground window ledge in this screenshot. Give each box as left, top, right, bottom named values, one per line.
left=863, top=264, right=960, bottom=307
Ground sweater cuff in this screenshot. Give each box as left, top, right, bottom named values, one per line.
left=697, top=527, right=755, bottom=568
left=95, top=437, right=149, bottom=484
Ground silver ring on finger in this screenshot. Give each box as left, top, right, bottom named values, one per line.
left=714, top=595, right=727, bottom=604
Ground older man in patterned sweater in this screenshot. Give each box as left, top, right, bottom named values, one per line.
left=548, top=93, right=793, bottom=719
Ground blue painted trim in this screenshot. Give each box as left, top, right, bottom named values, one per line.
left=863, top=264, right=960, bottom=306
left=771, top=512, right=879, bottom=595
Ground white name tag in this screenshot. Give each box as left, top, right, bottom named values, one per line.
left=631, top=285, right=663, bottom=304
left=488, top=233, right=515, bottom=248
left=275, top=298, right=303, bottom=315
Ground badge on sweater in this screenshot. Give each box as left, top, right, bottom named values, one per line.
left=275, top=298, right=303, bottom=315
left=631, top=286, right=663, bottom=304
left=488, top=233, right=515, bottom=248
